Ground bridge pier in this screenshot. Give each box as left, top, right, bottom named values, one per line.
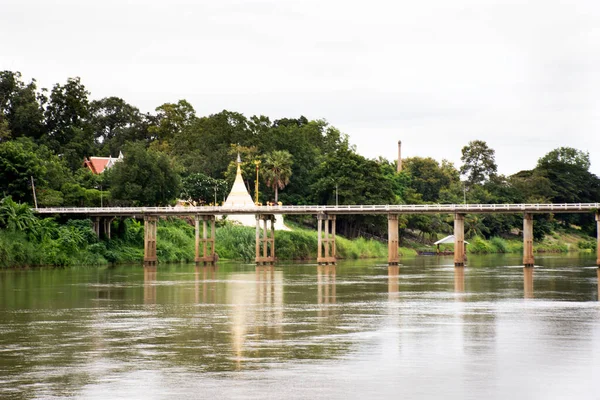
left=454, top=213, right=465, bottom=266
left=317, top=214, right=336, bottom=265
left=144, top=216, right=158, bottom=266
left=388, top=214, right=399, bottom=265
left=93, top=217, right=101, bottom=238
left=195, top=215, right=216, bottom=265
left=596, top=212, right=600, bottom=267
left=92, top=216, right=115, bottom=239
left=256, top=214, right=275, bottom=265
left=523, top=213, right=534, bottom=267
left=103, top=217, right=114, bottom=240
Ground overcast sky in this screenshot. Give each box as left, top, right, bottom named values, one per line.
left=2, top=0, right=599, bottom=176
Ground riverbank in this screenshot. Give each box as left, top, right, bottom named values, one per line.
left=0, top=218, right=417, bottom=268
left=0, top=217, right=595, bottom=268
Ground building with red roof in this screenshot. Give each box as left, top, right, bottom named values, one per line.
left=83, top=151, right=123, bottom=174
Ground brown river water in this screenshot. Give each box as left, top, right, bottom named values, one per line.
left=1, top=254, right=599, bottom=399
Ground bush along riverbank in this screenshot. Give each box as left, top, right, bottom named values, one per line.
left=460, top=233, right=597, bottom=255
left=0, top=198, right=594, bottom=268
left=0, top=215, right=418, bottom=268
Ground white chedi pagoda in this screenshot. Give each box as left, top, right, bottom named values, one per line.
left=222, top=155, right=290, bottom=230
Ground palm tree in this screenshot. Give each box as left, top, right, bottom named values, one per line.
left=464, top=215, right=488, bottom=239
left=262, top=150, right=293, bottom=203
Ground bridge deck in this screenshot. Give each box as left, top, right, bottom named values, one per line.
left=33, top=203, right=600, bottom=216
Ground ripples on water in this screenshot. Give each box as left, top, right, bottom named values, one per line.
left=1, top=254, right=599, bottom=399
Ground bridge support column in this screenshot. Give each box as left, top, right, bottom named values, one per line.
left=102, top=217, right=115, bottom=240
left=523, top=213, right=534, bottom=267
left=596, top=212, right=600, bottom=267
left=93, top=217, right=101, bottom=238
left=388, top=214, right=399, bottom=265
left=454, top=213, right=465, bottom=267
left=195, top=215, right=216, bottom=265
left=317, top=214, right=336, bottom=265
left=255, top=214, right=275, bottom=265
left=144, top=216, right=158, bottom=266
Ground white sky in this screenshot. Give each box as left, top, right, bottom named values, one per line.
left=2, top=0, right=600, bottom=176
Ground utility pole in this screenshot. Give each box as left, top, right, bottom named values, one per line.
left=31, top=176, right=38, bottom=209
left=336, top=184, right=338, bottom=206
left=254, top=159, right=261, bottom=204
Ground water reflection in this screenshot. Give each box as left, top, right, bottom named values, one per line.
left=454, top=266, right=465, bottom=301
left=144, top=266, right=157, bottom=304
left=388, top=266, right=399, bottom=300
left=228, top=266, right=284, bottom=369
left=524, top=267, right=534, bottom=299
left=2, top=257, right=600, bottom=399
left=256, top=266, right=276, bottom=307
left=317, top=265, right=336, bottom=305
left=195, top=266, right=218, bottom=304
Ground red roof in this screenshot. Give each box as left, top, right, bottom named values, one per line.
left=83, top=157, right=111, bottom=174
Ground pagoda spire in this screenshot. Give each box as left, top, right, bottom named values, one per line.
left=223, top=152, right=254, bottom=207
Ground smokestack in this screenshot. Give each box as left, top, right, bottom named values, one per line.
left=397, top=140, right=402, bottom=173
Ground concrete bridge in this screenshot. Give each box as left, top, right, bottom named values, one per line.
left=35, top=203, right=600, bottom=267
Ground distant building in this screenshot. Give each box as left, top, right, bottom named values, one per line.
left=83, top=151, right=124, bottom=174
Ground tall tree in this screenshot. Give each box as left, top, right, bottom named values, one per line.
left=106, top=142, right=181, bottom=206
left=537, top=147, right=590, bottom=170
left=0, top=71, right=46, bottom=140
left=403, top=157, right=459, bottom=202
left=149, top=100, right=196, bottom=153
left=0, top=138, right=46, bottom=203
left=89, top=97, right=145, bottom=155
left=43, top=77, right=95, bottom=170
left=172, top=110, right=251, bottom=176
left=180, top=173, right=228, bottom=205
left=460, top=140, right=497, bottom=187
left=263, top=150, right=293, bottom=203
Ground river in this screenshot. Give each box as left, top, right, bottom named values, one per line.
left=1, top=254, right=599, bottom=399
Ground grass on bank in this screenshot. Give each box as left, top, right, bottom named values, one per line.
left=0, top=218, right=410, bottom=267
left=1, top=217, right=594, bottom=268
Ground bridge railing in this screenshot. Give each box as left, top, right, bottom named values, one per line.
left=33, top=203, right=600, bottom=215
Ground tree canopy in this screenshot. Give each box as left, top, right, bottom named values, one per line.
left=460, top=140, right=497, bottom=187
left=1, top=69, right=599, bottom=241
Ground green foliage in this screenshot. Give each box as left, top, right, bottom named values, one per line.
left=489, top=237, right=509, bottom=253
left=0, top=197, right=38, bottom=233
left=467, top=236, right=522, bottom=254
left=89, top=96, right=145, bottom=155
left=149, top=100, right=196, bottom=144
left=0, top=230, right=41, bottom=267
left=155, top=217, right=195, bottom=262
left=467, top=236, right=495, bottom=254
left=215, top=223, right=257, bottom=262
left=460, top=140, right=497, bottom=187
left=0, top=138, right=46, bottom=203
left=404, top=157, right=459, bottom=202
left=107, top=142, right=181, bottom=206
left=180, top=173, right=228, bottom=205
left=537, top=147, right=591, bottom=171
left=263, top=150, right=293, bottom=202
left=2, top=69, right=600, bottom=253
left=43, top=77, right=95, bottom=170
left=577, top=238, right=597, bottom=252
left=214, top=223, right=389, bottom=262
left=0, top=71, right=46, bottom=140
